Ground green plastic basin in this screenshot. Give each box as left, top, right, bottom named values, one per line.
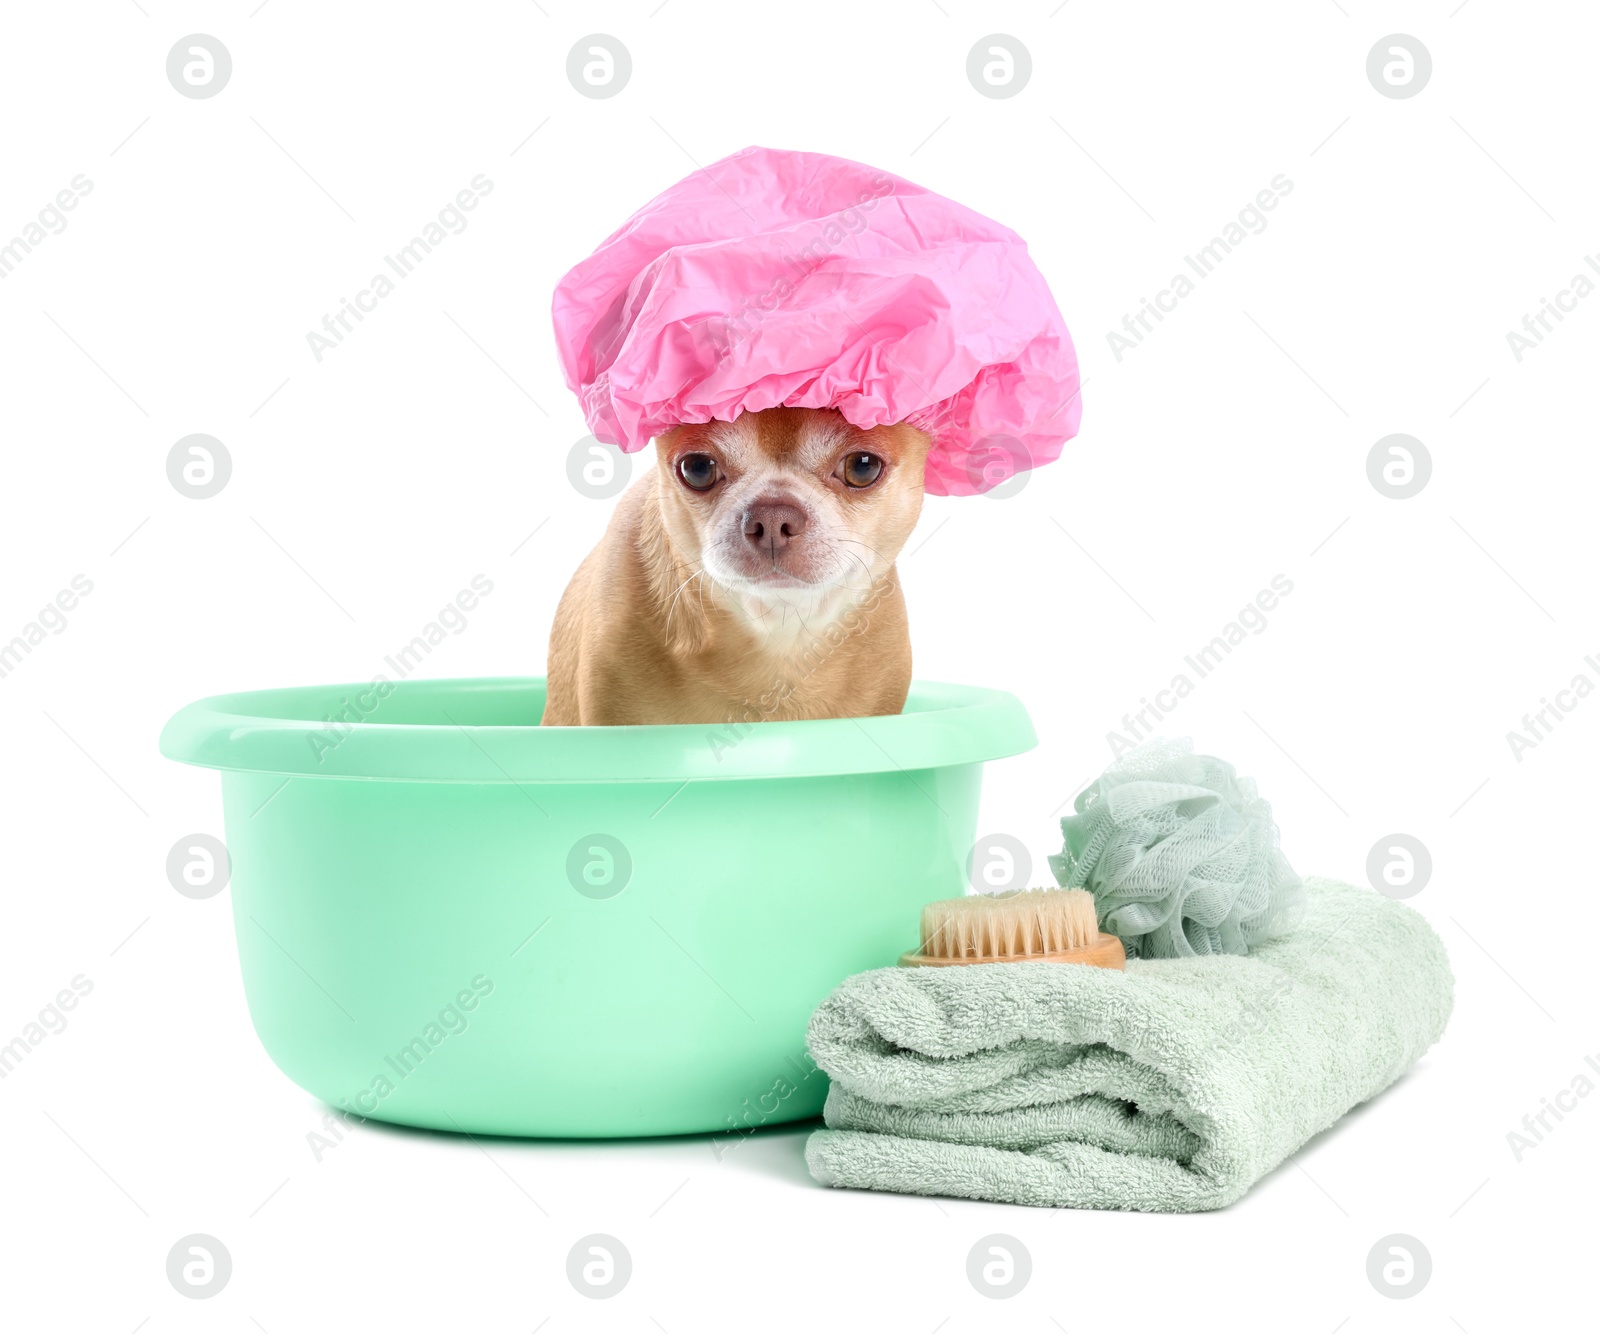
left=159, top=677, right=1035, bottom=1138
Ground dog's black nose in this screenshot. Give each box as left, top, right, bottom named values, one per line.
left=743, top=500, right=807, bottom=551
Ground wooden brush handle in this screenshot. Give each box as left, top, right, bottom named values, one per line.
left=899, top=932, right=1126, bottom=970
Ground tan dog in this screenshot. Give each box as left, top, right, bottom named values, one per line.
left=542, top=406, right=931, bottom=726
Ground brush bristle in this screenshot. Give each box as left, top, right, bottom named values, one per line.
left=918, top=888, right=1101, bottom=960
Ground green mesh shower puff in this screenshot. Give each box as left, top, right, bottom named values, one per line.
left=1049, top=738, right=1305, bottom=959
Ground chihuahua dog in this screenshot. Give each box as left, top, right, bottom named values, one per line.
left=542, top=406, right=931, bottom=726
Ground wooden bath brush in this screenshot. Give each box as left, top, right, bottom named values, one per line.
left=900, top=887, right=1126, bottom=969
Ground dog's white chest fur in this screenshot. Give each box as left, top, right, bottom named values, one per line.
left=721, top=580, right=869, bottom=653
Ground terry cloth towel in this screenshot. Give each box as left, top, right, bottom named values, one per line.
left=805, top=877, right=1451, bottom=1212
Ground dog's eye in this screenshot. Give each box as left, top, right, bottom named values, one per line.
left=840, top=452, right=884, bottom=489
left=676, top=454, right=719, bottom=491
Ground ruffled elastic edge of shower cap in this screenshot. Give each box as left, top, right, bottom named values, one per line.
left=551, top=145, right=1082, bottom=497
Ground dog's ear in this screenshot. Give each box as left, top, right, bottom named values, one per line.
left=639, top=490, right=712, bottom=656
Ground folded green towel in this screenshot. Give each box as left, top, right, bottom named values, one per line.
left=805, top=877, right=1451, bottom=1212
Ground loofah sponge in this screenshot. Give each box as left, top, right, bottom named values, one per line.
left=1049, top=738, right=1304, bottom=959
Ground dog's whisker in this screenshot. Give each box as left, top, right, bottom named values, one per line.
left=838, top=535, right=894, bottom=567
left=844, top=550, right=875, bottom=587
left=664, top=564, right=708, bottom=632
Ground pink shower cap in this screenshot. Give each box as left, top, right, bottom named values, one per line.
left=551, top=145, right=1081, bottom=497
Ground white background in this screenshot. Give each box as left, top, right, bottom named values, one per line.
left=2, top=1, right=1595, bottom=1329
